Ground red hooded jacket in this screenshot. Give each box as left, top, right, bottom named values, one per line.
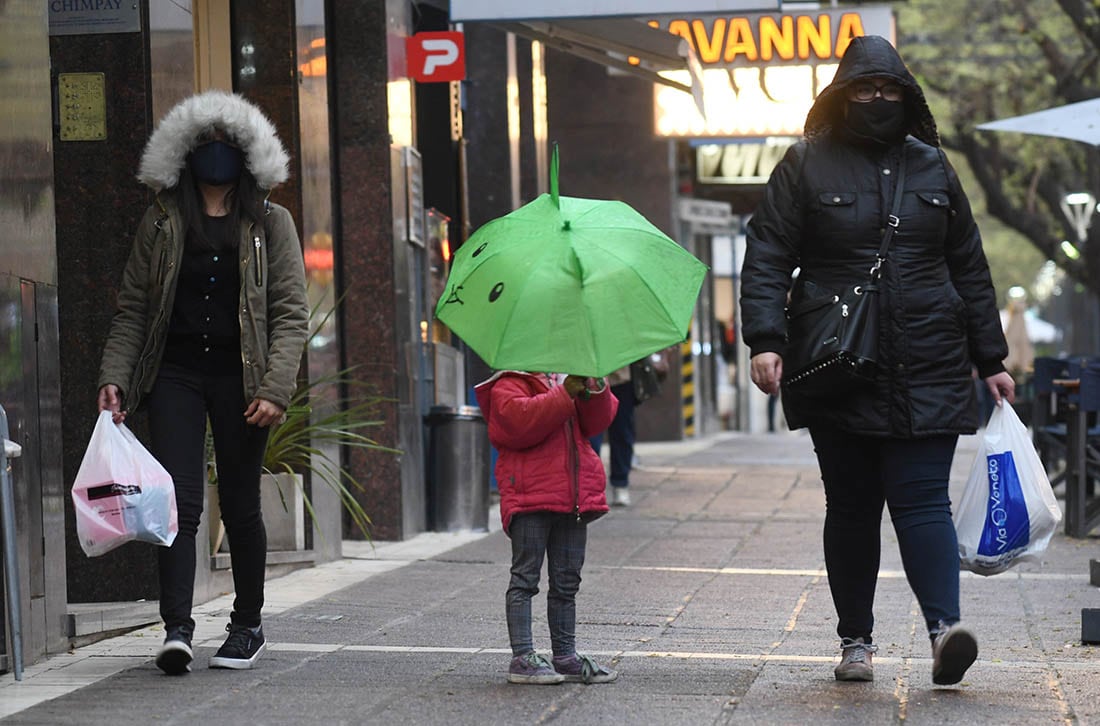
left=474, top=372, right=618, bottom=534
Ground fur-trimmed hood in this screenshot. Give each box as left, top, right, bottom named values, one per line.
left=137, top=90, right=289, bottom=191
left=804, top=35, right=939, bottom=147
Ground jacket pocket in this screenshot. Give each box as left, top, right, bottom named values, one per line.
left=810, top=192, right=857, bottom=233
left=819, top=192, right=855, bottom=207
left=915, top=190, right=949, bottom=209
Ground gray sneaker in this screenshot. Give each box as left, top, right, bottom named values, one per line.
left=834, top=637, right=876, bottom=681
left=931, top=622, right=977, bottom=686
left=552, top=653, right=618, bottom=684
left=507, top=652, right=565, bottom=684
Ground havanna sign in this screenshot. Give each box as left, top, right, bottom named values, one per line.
left=649, top=6, right=893, bottom=68
left=652, top=6, right=893, bottom=138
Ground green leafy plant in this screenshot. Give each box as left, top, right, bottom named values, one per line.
left=209, top=294, right=397, bottom=544
left=264, top=295, right=399, bottom=542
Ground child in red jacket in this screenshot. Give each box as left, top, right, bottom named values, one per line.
left=474, top=370, right=619, bottom=685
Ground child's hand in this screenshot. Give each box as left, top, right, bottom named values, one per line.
left=563, top=375, right=587, bottom=398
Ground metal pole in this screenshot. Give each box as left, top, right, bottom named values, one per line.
left=0, top=404, right=23, bottom=681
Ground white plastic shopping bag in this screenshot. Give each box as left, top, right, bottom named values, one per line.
left=955, top=402, right=1062, bottom=575
left=71, top=410, right=178, bottom=557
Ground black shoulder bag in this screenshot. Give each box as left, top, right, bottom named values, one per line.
left=630, top=356, right=662, bottom=404
left=781, top=151, right=907, bottom=397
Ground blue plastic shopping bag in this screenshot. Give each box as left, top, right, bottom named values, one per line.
left=955, top=403, right=1061, bottom=575
left=975, top=450, right=1031, bottom=558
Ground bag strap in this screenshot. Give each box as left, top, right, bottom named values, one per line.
left=870, top=148, right=907, bottom=280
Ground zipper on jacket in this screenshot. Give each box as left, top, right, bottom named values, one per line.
left=252, top=200, right=272, bottom=288
left=251, top=223, right=264, bottom=287
left=566, top=419, right=580, bottom=521
left=155, top=247, right=171, bottom=286
left=240, top=221, right=256, bottom=374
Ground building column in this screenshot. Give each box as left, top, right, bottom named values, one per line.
left=326, top=0, right=417, bottom=539
left=52, top=2, right=160, bottom=605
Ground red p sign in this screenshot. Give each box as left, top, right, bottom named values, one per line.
left=407, top=32, right=466, bottom=82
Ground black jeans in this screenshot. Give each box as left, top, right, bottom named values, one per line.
left=809, top=427, right=960, bottom=643
left=147, top=362, right=269, bottom=631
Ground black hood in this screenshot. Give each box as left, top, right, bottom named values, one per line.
left=804, top=35, right=939, bottom=147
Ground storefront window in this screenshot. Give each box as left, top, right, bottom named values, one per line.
left=426, top=208, right=452, bottom=345
left=295, top=1, right=337, bottom=389
left=149, top=1, right=195, bottom=122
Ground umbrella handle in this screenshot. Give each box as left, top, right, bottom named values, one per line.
left=551, top=142, right=560, bottom=210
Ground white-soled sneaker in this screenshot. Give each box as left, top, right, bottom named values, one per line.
left=209, top=623, right=266, bottom=670
left=611, top=487, right=631, bottom=507
left=155, top=625, right=193, bottom=675
left=507, top=652, right=565, bottom=684
left=552, top=653, right=618, bottom=683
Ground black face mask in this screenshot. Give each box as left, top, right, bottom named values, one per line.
left=189, top=140, right=244, bottom=185
left=844, top=98, right=907, bottom=145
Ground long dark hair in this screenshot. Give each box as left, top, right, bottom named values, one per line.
left=176, top=149, right=267, bottom=251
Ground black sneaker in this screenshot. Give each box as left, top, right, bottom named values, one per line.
left=209, top=623, right=266, bottom=670
left=155, top=625, right=194, bottom=675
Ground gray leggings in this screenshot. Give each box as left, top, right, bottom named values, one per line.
left=506, top=512, right=587, bottom=657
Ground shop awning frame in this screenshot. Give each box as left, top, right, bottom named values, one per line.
left=493, top=18, right=693, bottom=93
left=450, top=0, right=784, bottom=22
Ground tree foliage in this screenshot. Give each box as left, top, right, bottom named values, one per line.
left=896, top=0, right=1100, bottom=297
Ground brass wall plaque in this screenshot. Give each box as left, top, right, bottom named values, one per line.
left=58, top=73, right=107, bottom=141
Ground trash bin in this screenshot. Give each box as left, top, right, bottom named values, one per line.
left=425, top=405, right=490, bottom=532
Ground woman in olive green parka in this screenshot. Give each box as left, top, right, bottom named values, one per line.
left=97, top=90, right=308, bottom=676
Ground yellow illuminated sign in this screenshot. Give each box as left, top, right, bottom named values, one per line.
left=656, top=65, right=838, bottom=138
left=650, top=7, right=894, bottom=139
left=659, top=13, right=865, bottom=66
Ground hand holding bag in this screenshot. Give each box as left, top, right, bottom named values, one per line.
left=630, top=356, right=663, bottom=404
left=781, top=153, right=907, bottom=396
left=631, top=348, right=672, bottom=404
left=72, top=410, right=178, bottom=557
left=955, top=403, right=1062, bottom=575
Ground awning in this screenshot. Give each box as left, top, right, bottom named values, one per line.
left=450, top=0, right=784, bottom=105
left=977, top=99, right=1100, bottom=147
left=494, top=18, right=694, bottom=94
left=450, top=0, right=783, bottom=22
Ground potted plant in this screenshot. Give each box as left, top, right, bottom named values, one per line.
left=209, top=296, right=397, bottom=552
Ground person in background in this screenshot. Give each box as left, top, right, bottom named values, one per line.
left=590, top=350, right=671, bottom=506
left=1001, top=287, right=1035, bottom=385
left=475, top=371, right=619, bottom=685
left=590, top=365, right=636, bottom=506
left=97, top=91, right=309, bottom=675
left=740, top=36, right=1013, bottom=686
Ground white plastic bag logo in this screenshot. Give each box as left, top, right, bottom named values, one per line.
left=955, top=403, right=1062, bottom=575
left=71, top=410, right=178, bottom=557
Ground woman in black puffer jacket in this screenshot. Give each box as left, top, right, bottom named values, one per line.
left=740, top=35, right=1014, bottom=687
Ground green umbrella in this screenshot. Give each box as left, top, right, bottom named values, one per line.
left=435, top=147, right=707, bottom=378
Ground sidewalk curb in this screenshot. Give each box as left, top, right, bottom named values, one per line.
left=0, top=517, right=499, bottom=719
